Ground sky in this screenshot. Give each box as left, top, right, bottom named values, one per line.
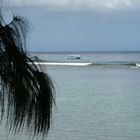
left=2, top=0, right=140, bottom=51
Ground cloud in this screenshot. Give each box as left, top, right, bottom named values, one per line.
left=7, top=0, right=140, bottom=11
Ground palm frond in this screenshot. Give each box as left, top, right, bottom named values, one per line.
left=0, top=15, right=55, bottom=137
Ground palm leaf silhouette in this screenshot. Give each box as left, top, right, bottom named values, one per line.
left=0, top=11, right=55, bottom=137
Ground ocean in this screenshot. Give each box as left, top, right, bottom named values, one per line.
left=1, top=51, right=140, bottom=140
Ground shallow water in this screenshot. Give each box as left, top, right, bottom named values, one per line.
left=46, top=66, right=140, bottom=140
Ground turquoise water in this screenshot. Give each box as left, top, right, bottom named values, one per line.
left=47, top=66, right=140, bottom=140
left=1, top=52, right=140, bottom=140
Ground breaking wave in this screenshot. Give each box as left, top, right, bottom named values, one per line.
left=32, top=61, right=140, bottom=68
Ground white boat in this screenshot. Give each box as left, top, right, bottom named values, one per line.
left=67, top=55, right=81, bottom=59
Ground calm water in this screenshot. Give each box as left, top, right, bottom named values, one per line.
left=1, top=52, right=140, bottom=140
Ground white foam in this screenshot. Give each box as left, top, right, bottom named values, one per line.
left=136, top=63, right=140, bottom=67
left=32, top=62, right=92, bottom=66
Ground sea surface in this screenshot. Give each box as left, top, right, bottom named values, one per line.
left=1, top=51, right=140, bottom=140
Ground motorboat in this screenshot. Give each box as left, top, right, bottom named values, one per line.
left=67, top=55, right=81, bottom=59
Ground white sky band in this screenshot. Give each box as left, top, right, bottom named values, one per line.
left=8, top=0, right=140, bottom=11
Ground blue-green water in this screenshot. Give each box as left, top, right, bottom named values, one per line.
left=1, top=52, right=140, bottom=140
left=47, top=66, right=140, bottom=140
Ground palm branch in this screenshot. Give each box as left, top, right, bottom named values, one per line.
left=0, top=14, right=55, bottom=137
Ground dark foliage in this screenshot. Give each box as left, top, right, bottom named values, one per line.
left=0, top=14, right=55, bottom=137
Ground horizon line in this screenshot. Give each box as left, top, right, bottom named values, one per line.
left=28, top=50, right=140, bottom=54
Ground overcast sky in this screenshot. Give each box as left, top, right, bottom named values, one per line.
left=3, top=0, right=140, bottom=51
